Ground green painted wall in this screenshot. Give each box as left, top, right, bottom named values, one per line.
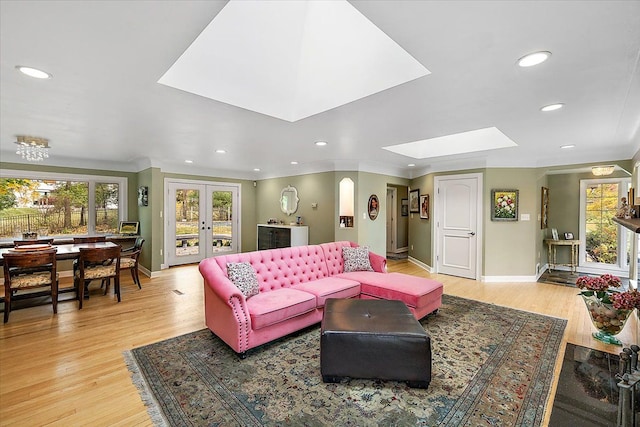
left=256, top=172, right=336, bottom=246
left=484, top=168, right=539, bottom=276
left=137, top=168, right=154, bottom=271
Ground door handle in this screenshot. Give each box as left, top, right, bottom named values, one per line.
left=468, top=232, right=476, bottom=236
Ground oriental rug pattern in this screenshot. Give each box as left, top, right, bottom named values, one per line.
left=124, top=295, right=567, bottom=426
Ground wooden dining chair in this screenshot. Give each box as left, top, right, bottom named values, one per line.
left=73, top=236, right=107, bottom=243
left=2, top=248, right=58, bottom=323
left=120, top=237, right=144, bottom=289
left=14, top=238, right=54, bottom=246
left=74, top=246, right=121, bottom=309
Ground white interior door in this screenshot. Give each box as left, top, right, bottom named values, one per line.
left=166, top=181, right=240, bottom=266
left=435, top=173, right=482, bottom=279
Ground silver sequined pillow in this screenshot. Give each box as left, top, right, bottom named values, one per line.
left=342, top=246, right=373, bottom=272
left=227, top=262, right=259, bottom=298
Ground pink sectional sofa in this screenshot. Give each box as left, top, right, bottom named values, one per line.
left=199, top=241, right=443, bottom=357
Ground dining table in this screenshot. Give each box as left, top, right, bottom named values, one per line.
left=0, top=241, right=119, bottom=265
left=0, top=241, right=120, bottom=304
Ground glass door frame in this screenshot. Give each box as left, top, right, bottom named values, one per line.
left=578, top=177, right=631, bottom=276
left=164, top=178, right=241, bottom=267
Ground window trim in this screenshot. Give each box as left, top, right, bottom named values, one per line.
left=0, top=169, right=128, bottom=239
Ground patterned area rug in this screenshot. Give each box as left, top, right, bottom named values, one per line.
left=124, top=295, right=567, bottom=426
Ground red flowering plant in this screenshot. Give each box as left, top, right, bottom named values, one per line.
left=576, top=273, right=640, bottom=310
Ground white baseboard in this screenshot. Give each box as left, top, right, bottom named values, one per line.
left=481, top=275, right=538, bottom=283
left=408, top=256, right=434, bottom=273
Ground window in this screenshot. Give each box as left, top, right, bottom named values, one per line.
left=0, top=170, right=127, bottom=240
left=579, top=177, right=631, bottom=274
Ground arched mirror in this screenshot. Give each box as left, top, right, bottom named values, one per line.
left=280, top=185, right=299, bottom=216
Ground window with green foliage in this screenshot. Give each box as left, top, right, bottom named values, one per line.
left=581, top=177, right=631, bottom=271
left=0, top=171, right=127, bottom=240
left=585, top=182, right=619, bottom=264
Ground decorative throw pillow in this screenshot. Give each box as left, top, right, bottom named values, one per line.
left=226, top=262, right=259, bottom=298
left=342, top=246, right=374, bottom=272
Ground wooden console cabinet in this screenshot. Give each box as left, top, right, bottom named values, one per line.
left=257, top=224, right=308, bottom=250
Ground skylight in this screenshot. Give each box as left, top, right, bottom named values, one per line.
left=382, top=127, right=518, bottom=159
left=158, top=0, right=430, bottom=122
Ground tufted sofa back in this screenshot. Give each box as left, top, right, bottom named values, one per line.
left=214, top=245, right=330, bottom=292
left=319, top=241, right=357, bottom=275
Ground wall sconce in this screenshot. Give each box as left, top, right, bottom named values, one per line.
left=339, top=177, right=354, bottom=228
left=591, top=165, right=615, bottom=176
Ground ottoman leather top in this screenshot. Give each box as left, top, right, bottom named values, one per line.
left=322, top=298, right=426, bottom=336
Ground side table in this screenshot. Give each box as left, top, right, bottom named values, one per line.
left=545, top=239, right=580, bottom=273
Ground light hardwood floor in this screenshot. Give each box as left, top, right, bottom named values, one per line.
left=1, top=260, right=637, bottom=426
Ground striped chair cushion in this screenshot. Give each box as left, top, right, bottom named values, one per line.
left=75, top=265, right=116, bottom=280
left=11, top=272, right=58, bottom=289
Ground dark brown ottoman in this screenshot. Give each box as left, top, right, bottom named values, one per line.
left=320, top=298, right=431, bottom=388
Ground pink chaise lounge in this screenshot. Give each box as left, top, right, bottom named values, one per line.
left=199, top=241, right=443, bottom=357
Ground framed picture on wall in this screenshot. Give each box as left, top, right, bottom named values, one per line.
left=420, top=195, right=429, bottom=219
left=401, top=198, right=408, bottom=216
left=491, top=189, right=518, bottom=221
left=541, top=187, right=549, bottom=229
left=409, top=189, right=420, bottom=213
left=368, top=194, right=379, bottom=220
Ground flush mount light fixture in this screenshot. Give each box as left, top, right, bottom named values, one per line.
left=541, top=103, right=564, bottom=112
left=517, top=51, right=551, bottom=67
left=185, top=160, right=193, bottom=163
left=315, top=141, right=328, bottom=146
left=14, top=135, right=50, bottom=161
left=290, top=161, right=298, bottom=165
left=253, top=168, right=261, bottom=172
left=16, top=65, right=52, bottom=79
left=215, top=149, right=226, bottom=154
left=592, top=165, right=615, bottom=176
left=560, top=144, right=575, bottom=149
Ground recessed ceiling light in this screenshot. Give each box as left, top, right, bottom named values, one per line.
left=253, top=168, right=260, bottom=171
left=185, top=160, right=193, bottom=163
left=540, top=103, right=564, bottom=112
left=408, top=163, right=415, bottom=167
left=560, top=144, right=575, bottom=149
left=16, top=65, right=52, bottom=79
left=517, top=51, right=551, bottom=67
left=215, top=149, right=226, bottom=154
left=315, top=141, right=327, bottom=146
left=290, top=161, right=298, bottom=165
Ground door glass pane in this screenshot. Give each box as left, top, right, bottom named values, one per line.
left=212, top=190, right=233, bottom=253
left=95, top=183, right=119, bottom=234
left=175, top=189, right=200, bottom=257
left=584, top=182, right=618, bottom=264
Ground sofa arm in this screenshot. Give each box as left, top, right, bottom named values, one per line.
left=369, top=251, right=387, bottom=273
left=199, top=259, right=253, bottom=353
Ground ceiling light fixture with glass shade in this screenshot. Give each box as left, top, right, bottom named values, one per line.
left=517, top=51, right=551, bottom=67
left=14, top=135, right=50, bottom=162
left=592, top=165, right=615, bottom=176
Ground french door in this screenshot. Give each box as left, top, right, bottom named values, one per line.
left=579, top=178, right=630, bottom=275
left=166, top=180, right=240, bottom=266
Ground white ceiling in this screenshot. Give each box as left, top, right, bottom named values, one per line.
left=1, top=0, right=639, bottom=180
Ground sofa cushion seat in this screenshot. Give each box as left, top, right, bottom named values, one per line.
left=337, top=272, right=443, bottom=309
left=246, top=288, right=317, bottom=330
left=293, top=277, right=361, bottom=307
